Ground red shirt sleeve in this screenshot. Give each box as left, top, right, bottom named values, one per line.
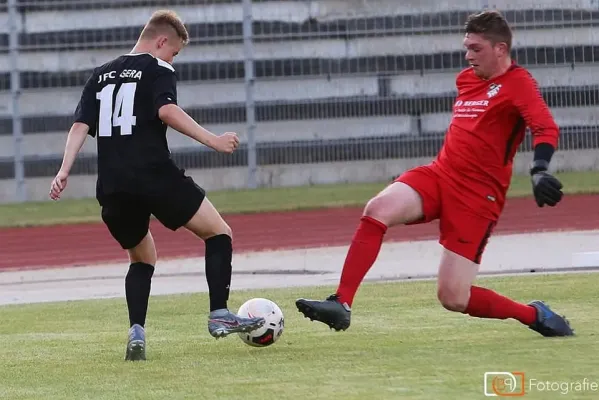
left=510, top=67, right=559, bottom=149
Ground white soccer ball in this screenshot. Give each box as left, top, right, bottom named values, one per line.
left=237, top=298, right=284, bottom=347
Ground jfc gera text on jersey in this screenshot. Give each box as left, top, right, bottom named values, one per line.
left=98, top=69, right=143, bottom=83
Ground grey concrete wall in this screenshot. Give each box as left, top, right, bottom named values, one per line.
left=2, top=26, right=596, bottom=73
left=2, top=0, right=596, bottom=34
left=1, top=0, right=597, bottom=202
left=1, top=64, right=596, bottom=158
left=0, top=76, right=380, bottom=117
left=1, top=105, right=596, bottom=158
left=0, top=116, right=413, bottom=158
left=1, top=65, right=595, bottom=119
left=2, top=148, right=599, bottom=203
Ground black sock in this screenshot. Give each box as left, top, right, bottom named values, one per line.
left=125, top=262, right=155, bottom=327
left=205, top=234, right=233, bottom=312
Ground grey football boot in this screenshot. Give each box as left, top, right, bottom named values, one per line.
left=125, top=324, right=146, bottom=361
left=208, top=309, right=266, bottom=338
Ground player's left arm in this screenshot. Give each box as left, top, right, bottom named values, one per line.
left=50, top=71, right=97, bottom=200
left=511, top=69, right=563, bottom=207
left=153, top=67, right=239, bottom=153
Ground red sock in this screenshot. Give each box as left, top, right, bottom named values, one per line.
left=464, top=286, right=536, bottom=325
left=336, top=216, right=387, bottom=307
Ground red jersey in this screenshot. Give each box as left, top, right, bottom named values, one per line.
left=432, top=63, right=559, bottom=219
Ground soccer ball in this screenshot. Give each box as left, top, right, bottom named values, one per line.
left=237, top=298, right=284, bottom=347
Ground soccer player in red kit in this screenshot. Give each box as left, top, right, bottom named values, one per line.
left=296, top=10, right=574, bottom=337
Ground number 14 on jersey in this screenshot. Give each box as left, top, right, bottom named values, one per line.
left=96, top=83, right=137, bottom=137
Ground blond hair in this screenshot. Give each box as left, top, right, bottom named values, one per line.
left=140, top=10, right=189, bottom=45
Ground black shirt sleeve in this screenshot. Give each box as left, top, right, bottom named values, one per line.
left=74, top=69, right=99, bottom=137
left=152, top=65, right=178, bottom=115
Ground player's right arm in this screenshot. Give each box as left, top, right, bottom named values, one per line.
left=151, top=65, right=239, bottom=154
left=49, top=122, right=90, bottom=200
left=50, top=69, right=98, bottom=200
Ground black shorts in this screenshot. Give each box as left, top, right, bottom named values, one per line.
left=99, top=176, right=206, bottom=249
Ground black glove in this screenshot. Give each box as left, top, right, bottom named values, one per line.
left=530, top=160, right=563, bottom=207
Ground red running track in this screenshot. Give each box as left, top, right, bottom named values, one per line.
left=1, top=194, right=598, bottom=270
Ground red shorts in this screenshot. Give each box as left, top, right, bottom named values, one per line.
left=394, top=164, right=497, bottom=264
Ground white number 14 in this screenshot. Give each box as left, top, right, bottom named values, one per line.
left=96, top=82, right=137, bottom=137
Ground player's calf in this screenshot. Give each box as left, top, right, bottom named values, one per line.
left=438, top=248, right=574, bottom=336
left=437, top=249, right=536, bottom=326
left=184, top=197, right=258, bottom=340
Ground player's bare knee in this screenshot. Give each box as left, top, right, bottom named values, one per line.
left=219, top=222, right=233, bottom=240
left=194, top=220, right=232, bottom=241
left=128, top=249, right=157, bottom=266
left=128, top=247, right=157, bottom=265
left=363, top=196, right=384, bottom=218
left=128, top=232, right=157, bottom=265
left=363, top=186, right=422, bottom=226
left=363, top=192, right=403, bottom=225
left=206, top=218, right=232, bottom=239
left=437, top=284, right=469, bottom=312
left=184, top=197, right=233, bottom=241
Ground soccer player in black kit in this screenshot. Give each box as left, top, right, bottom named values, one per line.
left=49, top=10, right=265, bottom=361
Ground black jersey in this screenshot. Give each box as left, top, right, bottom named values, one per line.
left=73, top=52, right=182, bottom=198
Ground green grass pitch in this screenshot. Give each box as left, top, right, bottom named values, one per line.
left=0, top=273, right=595, bottom=399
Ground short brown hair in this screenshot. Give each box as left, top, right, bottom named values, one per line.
left=464, top=10, right=512, bottom=51
left=140, top=10, right=189, bottom=45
